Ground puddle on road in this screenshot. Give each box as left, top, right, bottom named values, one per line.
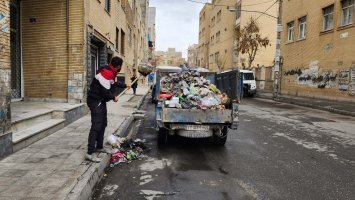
left=139, top=157, right=172, bottom=172
left=140, top=190, right=176, bottom=200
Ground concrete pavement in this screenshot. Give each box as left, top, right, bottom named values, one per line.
left=0, top=85, right=150, bottom=200
left=256, top=91, right=355, bottom=117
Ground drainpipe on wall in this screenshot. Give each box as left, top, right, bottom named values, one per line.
left=274, top=0, right=282, bottom=99
left=66, top=0, right=70, bottom=103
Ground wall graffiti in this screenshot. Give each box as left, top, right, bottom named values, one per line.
left=284, top=68, right=302, bottom=76
left=0, top=10, right=9, bottom=53
left=0, top=11, right=8, bottom=33
left=284, top=65, right=338, bottom=89
left=338, top=70, right=350, bottom=91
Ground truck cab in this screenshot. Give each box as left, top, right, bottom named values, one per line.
left=240, top=70, right=257, bottom=97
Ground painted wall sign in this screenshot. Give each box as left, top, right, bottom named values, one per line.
left=339, top=70, right=350, bottom=91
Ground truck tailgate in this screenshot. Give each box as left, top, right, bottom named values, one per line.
left=162, top=108, right=232, bottom=124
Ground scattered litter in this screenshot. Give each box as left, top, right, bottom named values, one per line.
left=159, top=71, right=230, bottom=109
left=108, top=137, right=150, bottom=168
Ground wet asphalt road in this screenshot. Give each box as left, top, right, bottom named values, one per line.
left=93, top=96, right=355, bottom=200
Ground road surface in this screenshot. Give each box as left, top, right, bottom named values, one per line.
left=93, top=97, right=355, bottom=200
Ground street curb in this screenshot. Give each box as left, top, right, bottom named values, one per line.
left=275, top=97, right=355, bottom=117
left=65, top=88, right=149, bottom=200
left=254, top=93, right=355, bottom=117
left=255, top=93, right=273, bottom=100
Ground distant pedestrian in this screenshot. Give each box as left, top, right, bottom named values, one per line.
left=86, top=57, right=126, bottom=162
left=131, top=74, right=138, bottom=95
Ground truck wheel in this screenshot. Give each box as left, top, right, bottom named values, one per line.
left=212, top=128, right=228, bottom=146
left=157, top=128, right=168, bottom=145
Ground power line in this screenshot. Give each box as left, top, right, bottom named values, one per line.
left=256, top=0, right=278, bottom=20
left=187, top=0, right=278, bottom=19
left=240, top=0, right=275, bottom=7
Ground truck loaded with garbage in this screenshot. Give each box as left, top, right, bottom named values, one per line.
left=152, top=66, right=242, bottom=145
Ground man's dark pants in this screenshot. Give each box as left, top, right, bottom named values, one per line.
left=87, top=100, right=107, bottom=155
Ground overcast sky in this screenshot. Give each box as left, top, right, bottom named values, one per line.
left=150, top=0, right=208, bottom=58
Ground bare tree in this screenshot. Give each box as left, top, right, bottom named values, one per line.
left=235, top=18, right=270, bottom=69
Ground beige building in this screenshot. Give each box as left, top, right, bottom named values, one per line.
left=155, top=48, right=185, bottom=66
left=281, top=0, right=355, bottom=102
left=187, top=44, right=199, bottom=67
left=234, top=0, right=278, bottom=90
left=0, top=0, right=150, bottom=158
left=198, top=4, right=212, bottom=69
left=208, top=0, right=236, bottom=72
left=148, top=7, right=156, bottom=61
left=197, top=0, right=278, bottom=90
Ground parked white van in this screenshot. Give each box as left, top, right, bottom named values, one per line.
left=240, top=70, right=256, bottom=97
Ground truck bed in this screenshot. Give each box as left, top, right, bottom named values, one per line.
left=162, top=107, right=232, bottom=124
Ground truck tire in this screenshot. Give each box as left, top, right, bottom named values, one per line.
left=157, top=128, right=168, bottom=145
left=212, top=127, right=228, bottom=146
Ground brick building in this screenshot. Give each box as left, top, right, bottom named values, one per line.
left=0, top=0, right=150, bottom=158
left=281, top=0, right=355, bottom=102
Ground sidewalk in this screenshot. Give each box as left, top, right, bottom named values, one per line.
left=0, top=85, right=150, bottom=200
left=256, top=91, right=355, bottom=117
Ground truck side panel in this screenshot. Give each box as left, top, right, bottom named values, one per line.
left=216, top=70, right=243, bottom=101
left=162, top=108, right=232, bottom=124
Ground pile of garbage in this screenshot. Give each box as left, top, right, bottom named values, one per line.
left=107, top=135, right=150, bottom=168
left=159, top=71, right=230, bottom=109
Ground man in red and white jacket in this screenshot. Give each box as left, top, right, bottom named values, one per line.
left=86, top=57, right=127, bottom=162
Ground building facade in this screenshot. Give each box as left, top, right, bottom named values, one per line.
left=155, top=48, right=185, bottom=66
left=148, top=7, right=156, bottom=62
left=234, top=0, right=278, bottom=91
left=208, top=0, right=236, bottom=72
left=281, top=0, right=355, bottom=102
left=0, top=0, right=150, bottom=158
left=187, top=44, right=199, bottom=67
left=198, top=4, right=212, bottom=69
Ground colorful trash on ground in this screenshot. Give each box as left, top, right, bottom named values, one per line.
left=107, top=135, right=150, bottom=168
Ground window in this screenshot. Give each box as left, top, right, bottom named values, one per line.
left=216, top=31, right=220, bottom=42
left=236, top=2, right=242, bottom=20
left=105, top=0, right=111, bottom=13
left=212, top=16, right=216, bottom=26
left=298, top=16, right=306, bottom=39
left=323, top=5, right=334, bottom=31
left=215, top=52, right=220, bottom=63
left=287, top=21, right=294, bottom=42
left=115, top=28, right=119, bottom=51
left=217, top=10, right=222, bottom=22
left=121, top=29, right=125, bottom=55
left=342, top=0, right=354, bottom=26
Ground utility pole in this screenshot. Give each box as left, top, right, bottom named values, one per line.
left=274, top=0, right=282, bottom=99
